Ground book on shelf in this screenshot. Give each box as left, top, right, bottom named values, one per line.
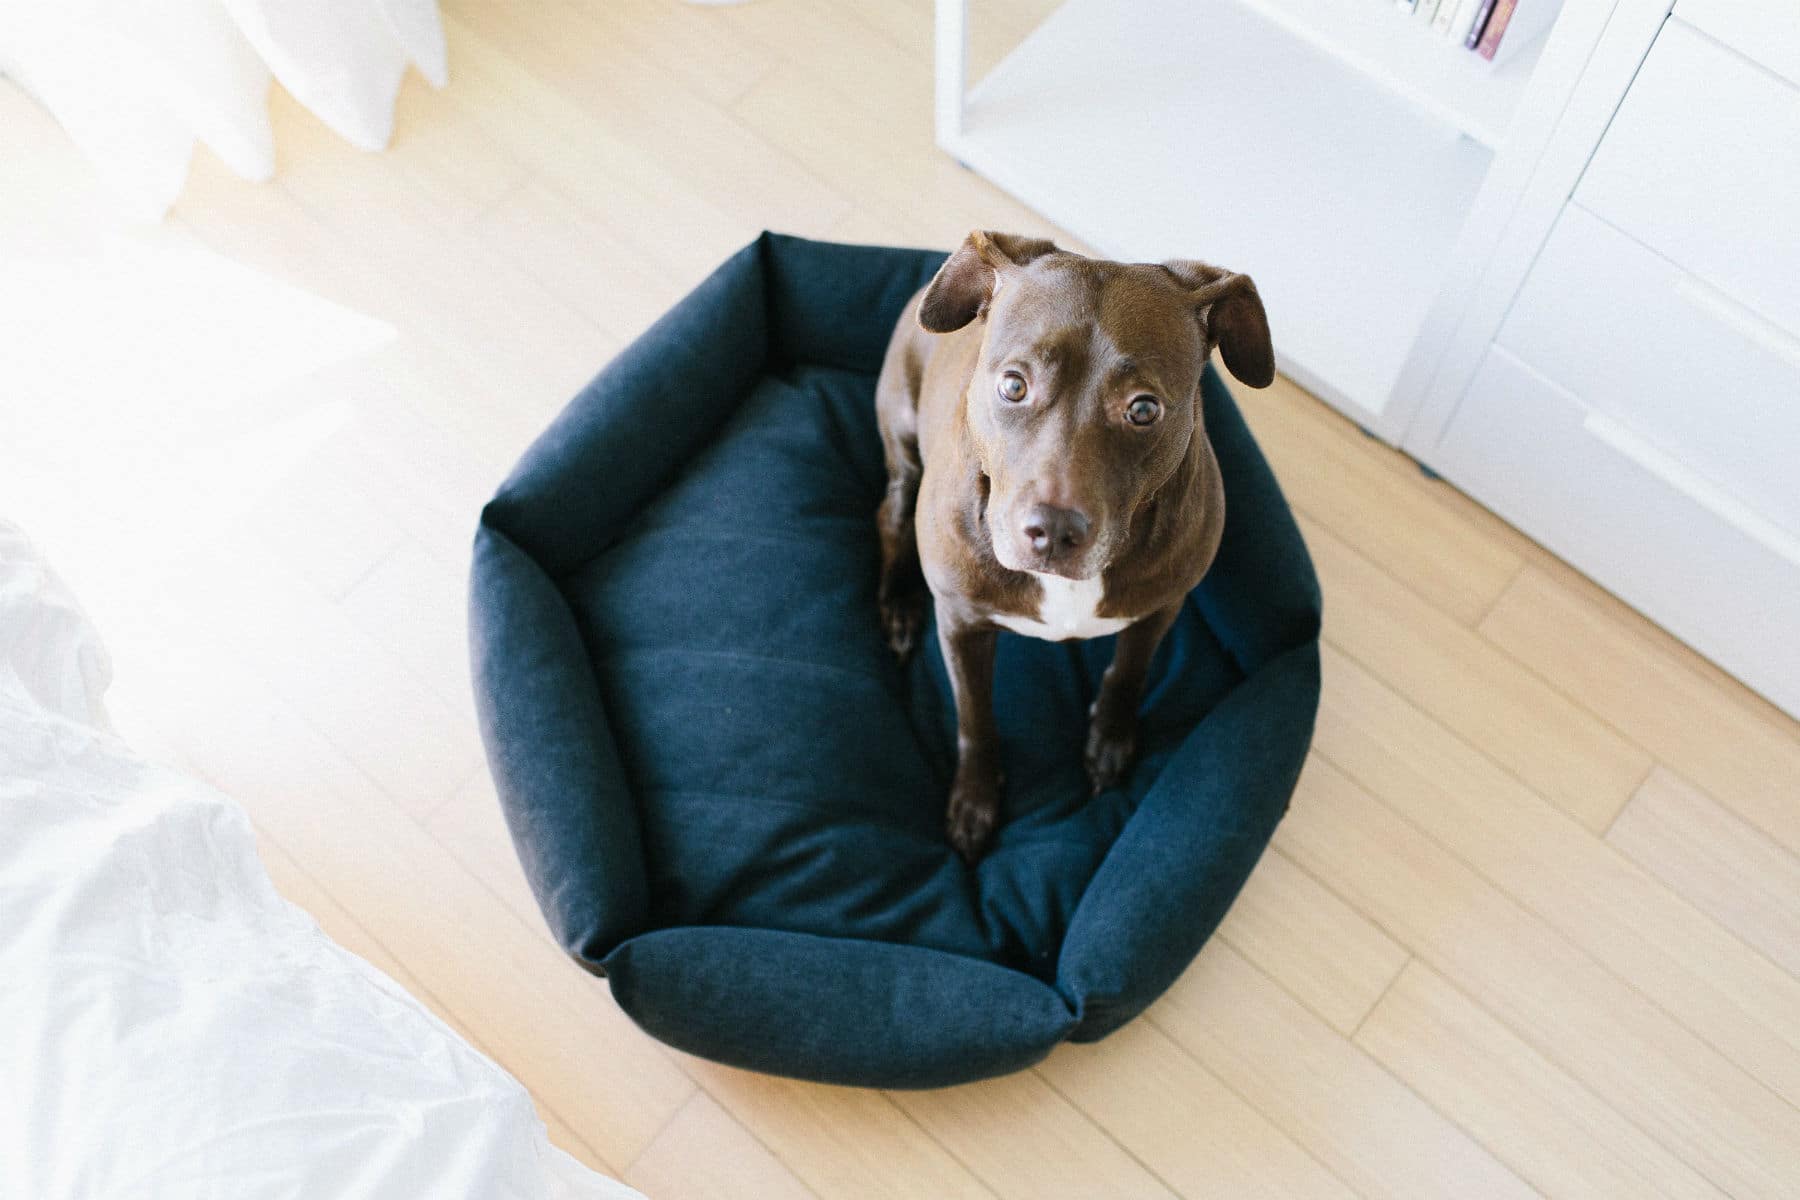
left=1433, top=0, right=1466, bottom=37
left=1463, top=0, right=1498, bottom=49
left=1416, top=0, right=1441, bottom=23
left=1448, top=0, right=1485, bottom=45
left=1475, top=0, right=1518, bottom=59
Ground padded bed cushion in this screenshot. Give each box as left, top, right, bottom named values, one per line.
left=470, top=232, right=1322, bottom=1088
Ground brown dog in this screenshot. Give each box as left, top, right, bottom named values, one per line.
left=874, top=231, right=1274, bottom=862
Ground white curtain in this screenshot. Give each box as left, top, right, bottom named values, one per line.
left=0, top=0, right=447, bottom=220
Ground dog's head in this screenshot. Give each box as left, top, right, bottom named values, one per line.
left=918, top=230, right=1273, bottom=580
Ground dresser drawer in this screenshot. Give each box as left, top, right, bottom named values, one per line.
left=1497, top=203, right=1800, bottom=537
left=1575, top=18, right=1800, bottom=340
left=1677, top=0, right=1800, bottom=89
left=1432, top=345, right=1800, bottom=718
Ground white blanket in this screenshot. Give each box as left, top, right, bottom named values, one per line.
left=0, top=522, right=642, bottom=1200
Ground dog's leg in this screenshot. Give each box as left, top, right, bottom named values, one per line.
left=938, top=615, right=1001, bottom=862
left=1086, top=603, right=1181, bottom=794
left=874, top=336, right=929, bottom=660
left=876, top=455, right=926, bottom=659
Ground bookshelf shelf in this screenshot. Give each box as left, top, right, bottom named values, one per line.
left=941, top=0, right=1515, bottom=423
left=1236, top=0, right=1554, bottom=149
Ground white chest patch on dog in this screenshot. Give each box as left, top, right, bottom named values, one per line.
left=992, top=573, right=1134, bottom=642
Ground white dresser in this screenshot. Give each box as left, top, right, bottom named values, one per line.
left=1406, top=1, right=1800, bottom=718
left=937, top=0, right=1800, bottom=717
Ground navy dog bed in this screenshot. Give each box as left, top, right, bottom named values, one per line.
left=470, top=233, right=1321, bottom=1088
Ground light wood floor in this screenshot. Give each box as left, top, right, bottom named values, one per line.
left=7, top=2, right=1800, bottom=1197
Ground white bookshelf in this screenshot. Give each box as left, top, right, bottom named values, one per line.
left=935, top=0, right=1570, bottom=434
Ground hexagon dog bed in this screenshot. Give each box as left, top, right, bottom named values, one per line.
left=470, top=233, right=1321, bottom=1088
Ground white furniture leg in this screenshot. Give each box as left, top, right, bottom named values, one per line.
left=934, top=0, right=967, bottom=148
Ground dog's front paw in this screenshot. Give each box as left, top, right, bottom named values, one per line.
left=946, top=767, right=1001, bottom=863
left=1085, top=708, right=1138, bottom=795
left=879, top=586, right=928, bottom=662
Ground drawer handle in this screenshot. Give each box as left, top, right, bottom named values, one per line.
left=1675, top=274, right=1800, bottom=372
left=1583, top=412, right=1800, bottom=570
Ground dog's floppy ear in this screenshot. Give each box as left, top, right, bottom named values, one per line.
left=1162, top=260, right=1275, bottom=388
left=918, top=230, right=1060, bottom=333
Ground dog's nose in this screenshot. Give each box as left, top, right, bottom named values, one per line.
left=1021, top=504, right=1091, bottom=559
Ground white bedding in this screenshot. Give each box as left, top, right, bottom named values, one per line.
left=0, top=522, right=642, bottom=1200
left=0, top=0, right=448, bottom=221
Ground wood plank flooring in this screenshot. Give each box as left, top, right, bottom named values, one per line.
left=4, top=3, right=1798, bottom=1196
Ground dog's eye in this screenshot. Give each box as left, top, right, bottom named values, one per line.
left=996, top=371, right=1028, bottom=403
left=1126, top=395, right=1162, bottom=426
